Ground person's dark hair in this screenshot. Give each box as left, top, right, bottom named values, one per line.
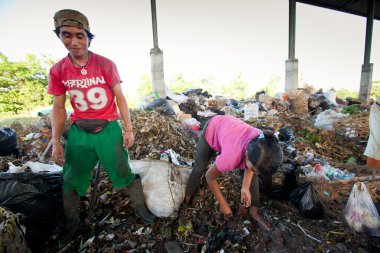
left=53, top=27, right=95, bottom=47
left=247, top=129, right=283, bottom=193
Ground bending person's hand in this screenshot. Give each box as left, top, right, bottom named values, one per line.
left=220, top=203, right=233, bottom=218
left=241, top=188, right=252, bottom=208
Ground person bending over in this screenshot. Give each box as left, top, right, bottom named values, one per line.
left=185, top=115, right=283, bottom=230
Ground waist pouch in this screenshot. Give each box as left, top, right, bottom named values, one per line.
left=74, top=119, right=109, bottom=134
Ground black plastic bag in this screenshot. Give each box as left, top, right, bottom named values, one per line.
left=269, top=163, right=298, bottom=200
left=0, top=172, right=64, bottom=252
left=278, top=126, right=295, bottom=143
left=182, top=88, right=203, bottom=96
left=289, top=182, right=324, bottom=219
left=0, top=127, right=18, bottom=156
left=145, top=98, right=176, bottom=115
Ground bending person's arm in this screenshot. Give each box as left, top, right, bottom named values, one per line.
left=205, top=163, right=232, bottom=218
left=241, top=168, right=254, bottom=207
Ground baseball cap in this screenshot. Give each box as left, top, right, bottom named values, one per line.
left=54, top=9, right=90, bottom=32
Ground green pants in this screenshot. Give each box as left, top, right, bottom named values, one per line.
left=63, top=120, right=135, bottom=196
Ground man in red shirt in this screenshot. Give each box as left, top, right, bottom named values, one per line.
left=48, top=9, right=156, bottom=248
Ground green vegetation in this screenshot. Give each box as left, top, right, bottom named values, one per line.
left=341, top=104, right=361, bottom=115
left=335, top=88, right=359, bottom=99
left=167, top=74, right=198, bottom=94
left=0, top=53, right=53, bottom=114
left=262, top=76, right=281, bottom=97
left=335, top=81, right=380, bottom=100
left=371, top=80, right=380, bottom=98
left=1, top=51, right=379, bottom=122
left=221, top=73, right=250, bottom=100
left=0, top=111, right=39, bottom=127
left=298, top=129, right=321, bottom=144
left=136, top=74, right=153, bottom=98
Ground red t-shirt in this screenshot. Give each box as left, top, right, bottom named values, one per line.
left=205, top=115, right=261, bottom=173
left=48, top=52, right=121, bottom=123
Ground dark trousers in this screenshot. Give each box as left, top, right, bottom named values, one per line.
left=186, top=122, right=261, bottom=207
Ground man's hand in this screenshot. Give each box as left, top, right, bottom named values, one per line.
left=52, top=142, right=65, bottom=166
left=241, top=188, right=252, bottom=208
left=123, top=131, right=134, bottom=149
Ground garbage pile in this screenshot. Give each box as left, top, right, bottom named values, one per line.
left=141, top=87, right=369, bottom=164
left=126, top=110, right=197, bottom=160
left=1, top=86, right=379, bottom=252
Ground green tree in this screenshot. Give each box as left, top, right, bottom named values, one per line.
left=221, top=73, right=249, bottom=100
left=371, top=80, right=380, bottom=98
left=195, top=74, right=217, bottom=94
left=136, top=74, right=152, bottom=98
left=0, top=53, right=52, bottom=114
left=167, top=74, right=197, bottom=94
left=336, top=88, right=359, bottom=99
left=261, top=76, right=281, bottom=97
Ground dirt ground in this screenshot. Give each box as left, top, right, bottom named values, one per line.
left=41, top=170, right=379, bottom=253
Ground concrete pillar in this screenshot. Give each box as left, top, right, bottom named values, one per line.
left=285, top=59, right=298, bottom=92
left=285, top=0, right=298, bottom=92
left=288, top=0, right=296, bottom=60
left=359, top=0, right=375, bottom=104
left=359, top=63, right=373, bottom=104
left=150, top=47, right=166, bottom=98
left=150, top=0, right=166, bottom=98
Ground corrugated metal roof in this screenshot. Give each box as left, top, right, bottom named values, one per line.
left=297, top=0, right=380, bottom=20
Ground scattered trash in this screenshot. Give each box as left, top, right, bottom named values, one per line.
left=0, top=87, right=377, bottom=252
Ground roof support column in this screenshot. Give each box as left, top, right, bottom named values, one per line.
left=150, top=0, right=166, bottom=98
left=359, top=0, right=375, bottom=104
left=285, top=0, right=298, bottom=92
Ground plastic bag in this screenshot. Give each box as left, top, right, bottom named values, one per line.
left=145, top=98, right=176, bottom=115
left=0, top=127, right=18, bottom=156
left=0, top=172, right=64, bottom=251
left=269, top=163, right=297, bottom=200
left=7, top=161, right=62, bottom=173
left=324, top=88, right=338, bottom=106
left=344, top=182, right=380, bottom=236
left=314, top=109, right=349, bottom=131
left=289, top=182, right=324, bottom=219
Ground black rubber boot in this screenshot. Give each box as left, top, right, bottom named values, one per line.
left=56, top=191, right=80, bottom=248
left=127, top=176, right=157, bottom=224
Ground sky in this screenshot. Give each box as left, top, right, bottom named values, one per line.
left=0, top=0, right=379, bottom=97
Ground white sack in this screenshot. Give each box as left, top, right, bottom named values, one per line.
left=130, top=160, right=192, bottom=218
left=364, top=102, right=380, bottom=160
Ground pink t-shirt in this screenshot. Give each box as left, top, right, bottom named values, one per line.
left=48, top=53, right=121, bottom=123
left=205, top=115, right=261, bottom=173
